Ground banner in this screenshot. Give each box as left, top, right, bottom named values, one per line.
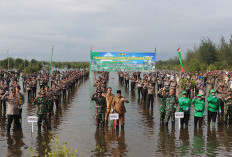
left=90, top=52, right=156, bottom=72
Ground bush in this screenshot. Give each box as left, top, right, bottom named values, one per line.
left=26, top=134, right=78, bottom=157
left=180, top=78, right=196, bottom=89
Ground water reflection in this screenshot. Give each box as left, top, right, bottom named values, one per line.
left=179, top=127, right=190, bottom=156
left=36, top=131, right=50, bottom=157
left=157, top=126, right=176, bottom=156
left=192, top=128, right=204, bottom=155
left=7, top=131, right=25, bottom=157
left=94, top=127, right=127, bottom=157
left=206, top=127, right=219, bottom=156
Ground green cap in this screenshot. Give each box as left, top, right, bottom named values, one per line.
left=197, top=94, right=202, bottom=97
left=210, top=89, right=216, bottom=93
left=182, top=91, right=187, bottom=95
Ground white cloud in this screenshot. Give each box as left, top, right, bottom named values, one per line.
left=0, top=0, right=232, bottom=61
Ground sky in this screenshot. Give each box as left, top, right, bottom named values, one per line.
left=0, top=0, right=232, bottom=62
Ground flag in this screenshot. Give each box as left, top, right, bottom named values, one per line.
left=49, top=46, right=54, bottom=75
left=177, top=48, right=184, bottom=73
left=89, top=46, right=92, bottom=77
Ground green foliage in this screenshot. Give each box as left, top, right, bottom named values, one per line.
left=26, top=134, right=78, bottom=157
left=198, top=38, right=218, bottom=65
left=188, top=58, right=201, bottom=72
left=180, top=78, right=196, bottom=89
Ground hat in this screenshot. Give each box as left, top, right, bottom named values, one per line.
left=182, top=91, right=187, bottom=95
left=117, top=90, right=121, bottom=94
left=210, top=89, right=216, bottom=93
left=197, top=94, right=202, bottom=97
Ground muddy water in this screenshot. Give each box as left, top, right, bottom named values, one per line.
left=0, top=73, right=232, bottom=156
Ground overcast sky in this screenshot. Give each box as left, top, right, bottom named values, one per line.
left=0, top=0, right=232, bottom=61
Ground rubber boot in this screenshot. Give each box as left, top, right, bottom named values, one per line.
left=212, top=122, right=215, bottom=128
left=121, top=125, right=124, bottom=130
left=116, top=125, right=119, bottom=131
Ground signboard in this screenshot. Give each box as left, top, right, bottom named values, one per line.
left=109, top=113, right=119, bottom=120
left=90, top=52, right=156, bottom=72
left=28, top=116, right=38, bottom=123
left=175, top=112, right=184, bottom=118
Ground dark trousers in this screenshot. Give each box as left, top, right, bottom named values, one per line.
left=147, top=94, right=154, bottom=106
left=27, top=90, right=32, bottom=100
left=7, top=115, right=21, bottom=131
left=138, top=87, right=142, bottom=97
left=131, top=82, right=135, bottom=90
left=63, top=89, right=66, bottom=98
left=32, top=87, right=37, bottom=97
left=142, top=89, right=147, bottom=101
left=208, top=111, right=217, bottom=123
left=219, top=99, right=224, bottom=116
left=194, top=116, right=203, bottom=127
left=181, top=113, right=190, bottom=127
left=125, top=80, right=129, bottom=87
left=1, top=100, right=6, bottom=111
left=54, top=99, right=59, bottom=109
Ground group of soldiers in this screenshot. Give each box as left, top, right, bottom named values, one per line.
left=91, top=72, right=129, bottom=131
left=0, top=69, right=89, bottom=132
left=117, top=70, right=232, bottom=129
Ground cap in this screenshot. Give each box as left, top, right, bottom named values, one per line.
left=197, top=94, right=202, bottom=97
left=210, top=89, right=216, bottom=93
left=182, top=91, right=187, bottom=95
left=117, top=90, right=121, bottom=94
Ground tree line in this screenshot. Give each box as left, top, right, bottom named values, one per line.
left=156, top=35, right=232, bottom=72
left=0, top=58, right=89, bottom=74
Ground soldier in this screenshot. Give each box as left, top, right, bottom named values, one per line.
left=0, top=79, right=8, bottom=111
left=147, top=82, right=155, bottom=107
left=207, top=89, right=221, bottom=127
left=51, top=84, right=60, bottom=109
left=2, top=89, right=22, bottom=132
left=164, top=89, right=178, bottom=126
left=142, top=80, right=148, bottom=101
left=136, top=78, right=143, bottom=98
left=91, top=90, right=107, bottom=127
left=112, top=90, right=129, bottom=130
left=33, top=90, right=51, bottom=131
left=192, top=94, right=206, bottom=128
left=184, top=79, right=192, bottom=98
left=224, top=90, right=232, bottom=124
left=102, top=87, right=115, bottom=124
left=45, top=85, right=53, bottom=122
left=157, top=88, right=168, bottom=124
left=178, top=91, right=191, bottom=128
left=15, top=85, right=24, bottom=124
left=32, top=76, right=37, bottom=98
left=26, top=78, right=33, bottom=100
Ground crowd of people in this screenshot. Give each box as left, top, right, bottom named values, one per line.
left=91, top=70, right=232, bottom=131
left=0, top=69, right=89, bottom=132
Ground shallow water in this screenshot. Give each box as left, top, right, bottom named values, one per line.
left=0, top=73, right=232, bottom=157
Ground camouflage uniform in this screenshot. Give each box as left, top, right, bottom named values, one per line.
left=91, top=93, right=107, bottom=126
left=224, top=94, right=232, bottom=124
left=33, top=96, right=51, bottom=130
left=157, top=93, right=166, bottom=123
left=164, top=95, right=178, bottom=124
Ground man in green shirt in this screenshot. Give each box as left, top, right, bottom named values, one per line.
left=192, top=94, right=205, bottom=128
left=207, top=89, right=221, bottom=127
left=179, top=91, right=191, bottom=128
